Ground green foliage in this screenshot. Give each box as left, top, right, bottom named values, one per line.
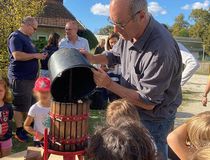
left=33, top=39, right=47, bottom=52
left=172, top=14, right=190, bottom=37
left=189, top=9, right=210, bottom=55
left=0, top=0, right=46, bottom=75
left=98, top=25, right=114, bottom=35
left=78, top=29, right=98, bottom=50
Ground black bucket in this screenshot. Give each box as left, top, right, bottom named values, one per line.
left=48, top=48, right=96, bottom=102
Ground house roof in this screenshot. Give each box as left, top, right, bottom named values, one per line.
left=36, top=0, right=84, bottom=29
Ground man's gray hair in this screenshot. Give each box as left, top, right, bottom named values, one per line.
left=21, top=16, right=37, bottom=26
left=129, top=0, right=148, bottom=15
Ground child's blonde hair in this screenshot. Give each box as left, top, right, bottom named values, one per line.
left=186, top=111, right=210, bottom=149
left=106, top=99, right=140, bottom=126
left=191, top=147, right=210, bottom=160
left=0, top=77, right=13, bottom=103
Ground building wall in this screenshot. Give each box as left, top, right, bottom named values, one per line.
left=32, top=26, right=66, bottom=41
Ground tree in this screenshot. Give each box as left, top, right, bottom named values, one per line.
left=0, top=0, right=46, bottom=76
left=172, top=14, right=189, bottom=37
left=98, top=25, right=114, bottom=35
left=78, top=29, right=98, bottom=50
left=189, top=9, right=210, bottom=55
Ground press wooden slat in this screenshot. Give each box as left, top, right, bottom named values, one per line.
left=54, top=101, right=60, bottom=151
left=76, top=102, right=83, bottom=150
left=59, top=102, right=66, bottom=151
left=71, top=103, right=77, bottom=151
left=50, top=101, right=55, bottom=149
left=65, top=103, right=71, bottom=151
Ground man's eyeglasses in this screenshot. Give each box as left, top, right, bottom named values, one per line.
left=108, top=10, right=141, bottom=30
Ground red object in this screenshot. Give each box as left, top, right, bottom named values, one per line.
left=43, top=128, right=85, bottom=160
left=34, top=77, right=51, bottom=92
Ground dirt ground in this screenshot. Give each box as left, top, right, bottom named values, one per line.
left=175, top=74, right=210, bottom=127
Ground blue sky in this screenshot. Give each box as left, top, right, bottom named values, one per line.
left=63, top=0, right=209, bottom=33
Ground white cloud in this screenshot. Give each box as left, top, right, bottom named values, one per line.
left=181, top=4, right=190, bottom=10
left=91, top=3, right=109, bottom=16
left=181, top=0, right=209, bottom=10
left=192, top=0, right=209, bottom=9
left=148, top=2, right=167, bottom=15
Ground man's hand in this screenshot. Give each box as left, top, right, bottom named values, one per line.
left=79, top=48, right=93, bottom=62
left=34, top=53, right=48, bottom=60
left=92, top=68, right=112, bottom=88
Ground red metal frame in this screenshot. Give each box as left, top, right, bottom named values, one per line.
left=43, top=128, right=85, bottom=160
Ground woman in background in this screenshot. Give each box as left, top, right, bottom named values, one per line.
left=40, top=32, right=60, bottom=77
left=106, top=32, right=121, bottom=102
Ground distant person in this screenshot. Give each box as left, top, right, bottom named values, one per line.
left=178, top=42, right=200, bottom=86
left=162, top=24, right=200, bottom=86
left=0, top=77, right=13, bottom=158
left=24, top=77, right=51, bottom=147
left=7, top=16, right=47, bottom=142
left=59, top=20, right=90, bottom=51
left=40, top=33, right=60, bottom=77
left=94, top=39, right=105, bottom=55
left=201, top=75, right=210, bottom=106
left=106, top=32, right=121, bottom=102
left=167, top=111, right=210, bottom=160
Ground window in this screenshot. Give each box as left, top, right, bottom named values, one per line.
left=37, top=35, right=47, bottom=41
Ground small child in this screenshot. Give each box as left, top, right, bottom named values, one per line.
left=24, top=77, right=51, bottom=147
left=87, top=122, right=157, bottom=160
left=106, top=99, right=141, bottom=126
left=0, top=77, right=13, bottom=157
left=167, top=111, right=210, bottom=160
left=191, top=147, right=210, bottom=160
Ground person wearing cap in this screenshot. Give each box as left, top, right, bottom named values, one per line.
left=7, top=16, right=47, bottom=142
left=24, top=77, right=51, bottom=147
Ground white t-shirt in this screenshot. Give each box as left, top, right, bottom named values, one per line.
left=28, top=102, right=50, bottom=141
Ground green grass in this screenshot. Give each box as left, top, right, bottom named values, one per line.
left=12, top=110, right=105, bottom=154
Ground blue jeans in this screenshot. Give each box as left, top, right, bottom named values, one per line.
left=140, top=116, right=175, bottom=160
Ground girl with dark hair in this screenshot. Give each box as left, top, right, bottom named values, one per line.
left=87, top=122, right=157, bottom=160
left=40, top=32, right=60, bottom=77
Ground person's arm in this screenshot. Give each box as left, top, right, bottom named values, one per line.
left=92, top=68, right=155, bottom=110
left=180, top=49, right=200, bottom=86
left=24, top=116, right=44, bottom=140
left=167, top=123, right=195, bottom=160
left=12, top=51, right=47, bottom=61
left=202, top=77, right=210, bottom=106
left=80, top=49, right=108, bottom=64
left=85, top=39, right=90, bottom=52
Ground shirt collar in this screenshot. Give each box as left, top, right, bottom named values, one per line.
left=66, top=36, right=81, bottom=43
left=131, top=15, right=155, bottom=52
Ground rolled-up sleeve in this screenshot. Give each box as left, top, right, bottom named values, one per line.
left=136, top=51, right=175, bottom=105
left=104, top=51, right=121, bottom=67
left=103, top=38, right=122, bottom=67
